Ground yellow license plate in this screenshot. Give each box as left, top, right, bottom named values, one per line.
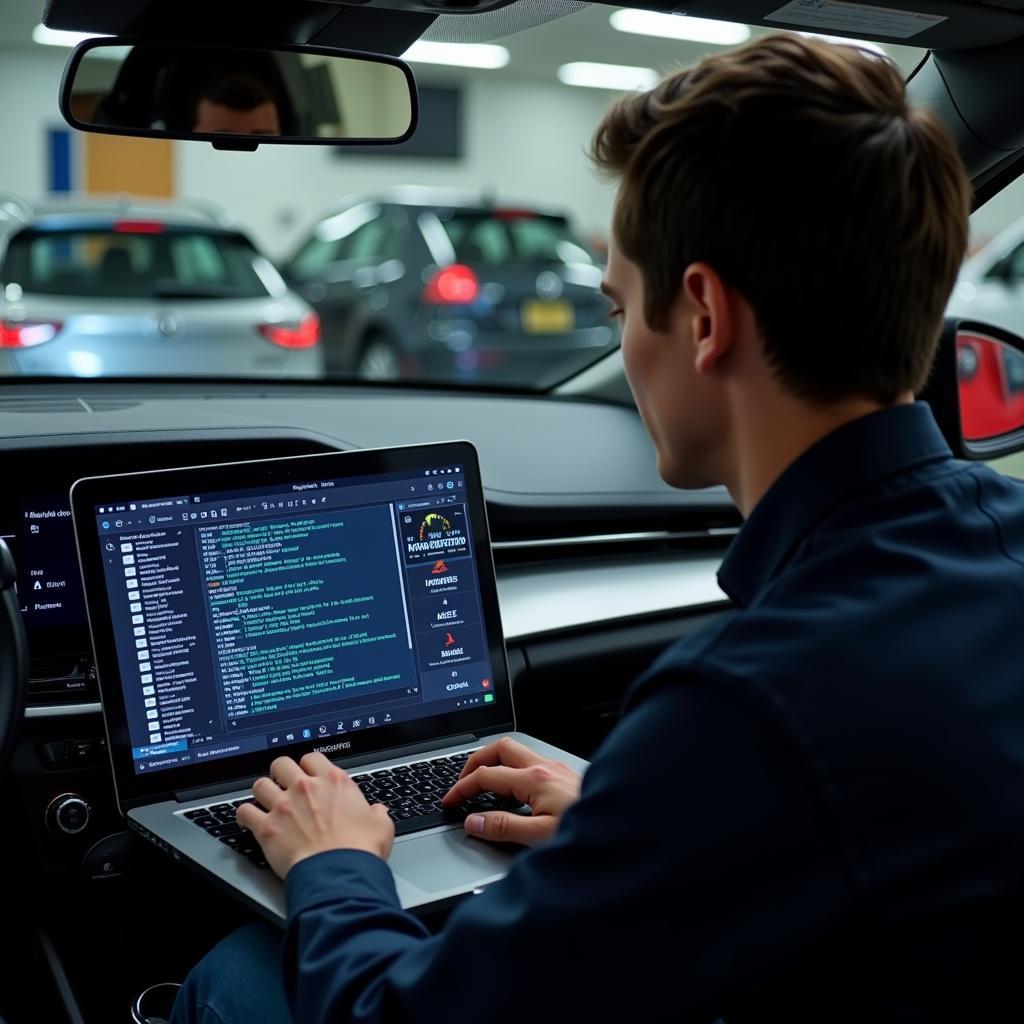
left=521, top=299, right=574, bottom=334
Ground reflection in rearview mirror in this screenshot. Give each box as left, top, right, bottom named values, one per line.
left=957, top=331, right=1024, bottom=442
left=62, top=41, right=416, bottom=146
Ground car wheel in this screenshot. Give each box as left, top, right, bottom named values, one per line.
left=356, top=336, right=402, bottom=380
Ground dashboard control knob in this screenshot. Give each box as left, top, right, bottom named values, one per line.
left=46, top=793, right=92, bottom=836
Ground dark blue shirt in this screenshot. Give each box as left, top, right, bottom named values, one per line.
left=282, top=403, right=1024, bottom=1022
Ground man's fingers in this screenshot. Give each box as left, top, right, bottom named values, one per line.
left=463, top=809, right=551, bottom=847
left=299, top=751, right=339, bottom=778
left=235, top=800, right=267, bottom=832
left=442, top=765, right=533, bottom=806
left=460, top=737, right=545, bottom=779
left=269, top=756, right=304, bottom=787
left=252, top=775, right=283, bottom=809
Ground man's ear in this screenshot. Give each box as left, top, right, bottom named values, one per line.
left=681, top=263, right=734, bottom=376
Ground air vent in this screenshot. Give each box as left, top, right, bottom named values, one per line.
left=491, top=528, right=738, bottom=565
left=488, top=503, right=741, bottom=566
left=0, top=396, right=139, bottom=413
left=27, top=653, right=97, bottom=705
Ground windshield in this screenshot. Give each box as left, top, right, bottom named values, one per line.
left=0, top=7, right=925, bottom=388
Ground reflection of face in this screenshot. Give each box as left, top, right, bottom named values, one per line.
left=193, top=99, right=281, bottom=135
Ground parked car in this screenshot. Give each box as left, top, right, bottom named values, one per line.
left=281, top=187, right=617, bottom=386
left=0, top=197, right=322, bottom=379
left=948, top=217, right=1024, bottom=340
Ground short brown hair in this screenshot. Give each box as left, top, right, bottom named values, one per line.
left=591, top=34, right=971, bottom=404
left=195, top=74, right=275, bottom=114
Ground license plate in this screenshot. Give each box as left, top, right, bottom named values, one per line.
left=521, top=299, right=574, bottom=334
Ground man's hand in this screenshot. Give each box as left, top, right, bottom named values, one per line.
left=236, top=752, right=394, bottom=880
left=441, top=737, right=582, bottom=847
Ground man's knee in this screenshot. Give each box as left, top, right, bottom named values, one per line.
left=172, top=922, right=290, bottom=1024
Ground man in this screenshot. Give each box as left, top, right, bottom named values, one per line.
left=171, top=34, right=1024, bottom=1023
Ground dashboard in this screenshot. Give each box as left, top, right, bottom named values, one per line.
left=0, top=382, right=735, bottom=715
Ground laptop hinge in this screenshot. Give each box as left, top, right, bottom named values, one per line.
left=171, top=732, right=482, bottom=803
left=334, top=732, right=480, bottom=773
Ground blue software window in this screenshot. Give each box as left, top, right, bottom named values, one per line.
left=94, top=468, right=495, bottom=774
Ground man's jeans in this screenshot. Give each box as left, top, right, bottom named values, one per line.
left=170, top=923, right=291, bottom=1024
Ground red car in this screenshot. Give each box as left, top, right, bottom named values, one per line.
left=956, top=331, right=1024, bottom=440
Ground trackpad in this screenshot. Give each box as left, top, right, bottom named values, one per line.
left=389, top=826, right=515, bottom=894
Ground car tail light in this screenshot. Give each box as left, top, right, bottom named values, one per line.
left=423, top=264, right=480, bottom=305
left=258, top=313, right=320, bottom=349
left=113, top=220, right=165, bottom=234
left=0, top=319, right=62, bottom=348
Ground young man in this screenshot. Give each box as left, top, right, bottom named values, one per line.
left=171, top=34, right=1024, bottom=1023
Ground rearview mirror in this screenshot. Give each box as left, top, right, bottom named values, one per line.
left=60, top=39, right=417, bottom=150
left=921, top=319, right=1024, bottom=460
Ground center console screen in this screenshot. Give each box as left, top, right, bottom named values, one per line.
left=6, top=494, right=85, bottom=629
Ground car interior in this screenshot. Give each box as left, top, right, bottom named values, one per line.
left=5, top=0, right=1024, bottom=1021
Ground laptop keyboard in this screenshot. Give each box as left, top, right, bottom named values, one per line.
left=181, top=750, right=521, bottom=870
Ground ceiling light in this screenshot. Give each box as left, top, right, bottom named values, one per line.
left=794, top=32, right=887, bottom=56
left=558, top=62, right=658, bottom=91
left=32, top=24, right=110, bottom=48
left=403, top=41, right=510, bottom=70
left=610, top=11, right=751, bottom=46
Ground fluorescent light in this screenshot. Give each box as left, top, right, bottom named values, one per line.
left=558, top=62, right=658, bottom=91
left=794, top=32, right=887, bottom=56
left=32, top=24, right=110, bottom=48
left=403, top=41, right=509, bottom=70
left=610, top=11, right=751, bottom=46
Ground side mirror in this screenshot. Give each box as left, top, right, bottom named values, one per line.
left=60, top=39, right=417, bottom=151
left=920, top=318, right=1024, bottom=460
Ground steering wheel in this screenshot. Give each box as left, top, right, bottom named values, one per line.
left=0, top=538, right=27, bottom=775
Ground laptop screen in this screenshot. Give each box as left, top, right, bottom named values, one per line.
left=72, top=442, right=512, bottom=804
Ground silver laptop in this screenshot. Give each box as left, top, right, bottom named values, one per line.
left=70, top=440, right=587, bottom=922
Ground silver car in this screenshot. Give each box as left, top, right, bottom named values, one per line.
left=0, top=197, right=323, bottom=379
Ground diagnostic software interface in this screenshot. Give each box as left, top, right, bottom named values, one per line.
left=90, top=462, right=497, bottom=775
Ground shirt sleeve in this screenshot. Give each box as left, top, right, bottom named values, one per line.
left=281, top=674, right=853, bottom=1024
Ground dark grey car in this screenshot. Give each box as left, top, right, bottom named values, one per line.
left=282, top=188, right=618, bottom=386
left=0, top=199, right=323, bottom=379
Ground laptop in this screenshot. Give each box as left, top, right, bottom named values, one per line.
left=70, top=440, right=588, bottom=922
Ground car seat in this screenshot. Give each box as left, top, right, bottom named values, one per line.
left=96, top=248, right=139, bottom=292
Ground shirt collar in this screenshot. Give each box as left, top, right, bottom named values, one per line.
left=717, top=402, right=953, bottom=607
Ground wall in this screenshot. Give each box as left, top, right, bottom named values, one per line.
left=966, top=175, right=1024, bottom=251
left=0, top=49, right=72, bottom=202
left=0, top=47, right=619, bottom=260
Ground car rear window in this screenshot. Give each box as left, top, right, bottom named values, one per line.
left=438, top=212, right=596, bottom=267
left=1, top=226, right=272, bottom=300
